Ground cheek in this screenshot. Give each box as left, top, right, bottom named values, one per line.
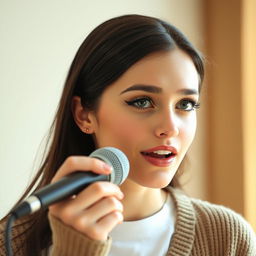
left=181, top=115, right=197, bottom=148
left=95, top=109, right=145, bottom=149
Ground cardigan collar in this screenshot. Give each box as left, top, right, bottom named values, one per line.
left=165, top=187, right=196, bottom=256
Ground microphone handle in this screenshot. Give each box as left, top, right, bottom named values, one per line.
left=35, top=172, right=109, bottom=207
left=12, top=172, right=109, bottom=218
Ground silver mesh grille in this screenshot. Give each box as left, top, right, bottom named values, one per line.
left=89, top=147, right=129, bottom=184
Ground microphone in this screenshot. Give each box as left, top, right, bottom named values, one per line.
left=11, top=147, right=130, bottom=219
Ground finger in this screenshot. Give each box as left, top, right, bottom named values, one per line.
left=49, top=182, right=123, bottom=217
left=66, top=182, right=124, bottom=210
left=89, top=211, right=123, bottom=240
left=50, top=197, right=123, bottom=240
left=79, top=196, right=123, bottom=224
left=51, top=156, right=112, bottom=183
left=76, top=211, right=123, bottom=241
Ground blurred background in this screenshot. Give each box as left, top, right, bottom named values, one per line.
left=0, top=0, right=255, bottom=230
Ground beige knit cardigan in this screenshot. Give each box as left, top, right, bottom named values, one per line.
left=1, top=187, right=256, bottom=255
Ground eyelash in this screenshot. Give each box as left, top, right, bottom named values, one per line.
left=177, top=98, right=201, bottom=111
left=125, top=97, right=155, bottom=109
left=125, top=97, right=200, bottom=112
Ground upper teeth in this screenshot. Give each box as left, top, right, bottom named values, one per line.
left=153, top=150, right=171, bottom=155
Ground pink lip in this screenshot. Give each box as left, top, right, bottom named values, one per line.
left=141, top=145, right=178, bottom=167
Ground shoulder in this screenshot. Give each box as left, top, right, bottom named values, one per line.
left=191, top=197, right=256, bottom=253
left=168, top=187, right=254, bottom=233
left=190, top=196, right=253, bottom=232
left=167, top=187, right=256, bottom=254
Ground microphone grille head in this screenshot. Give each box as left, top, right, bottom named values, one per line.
left=89, top=147, right=130, bottom=185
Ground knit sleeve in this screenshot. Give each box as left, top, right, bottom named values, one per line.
left=191, top=199, right=256, bottom=255
left=0, top=215, right=33, bottom=256
left=48, top=214, right=112, bottom=256
left=229, top=212, right=256, bottom=255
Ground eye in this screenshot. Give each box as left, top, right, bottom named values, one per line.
left=125, top=97, right=154, bottom=109
left=176, top=99, right=200, bottom=111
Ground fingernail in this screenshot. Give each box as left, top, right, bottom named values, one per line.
left=102, top=163, right=113, bottom=172
left=119, top=192, right=124, bottom=199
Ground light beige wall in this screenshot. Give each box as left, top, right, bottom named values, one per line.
left=242, top=0, right=256, bottom=231
left=205, top=0, right=244, bottom=212
left=205, top=0, right=256, bottom=230
left=0, top=0, right=205, bottom=217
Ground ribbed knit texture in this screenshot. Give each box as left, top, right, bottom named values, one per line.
left=48, top=215, right=111, bottom=256
left=166, top=188, right=256, bottom=256
left=167, top=189, right=196, bottom=255
left=1, top=187, right=256, bottom=255
left=0, top=215, right=34, bottom=255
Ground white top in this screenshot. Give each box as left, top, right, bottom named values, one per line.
left=109, top=194, right=176, bottom=256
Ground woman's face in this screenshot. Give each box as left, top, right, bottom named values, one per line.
left=89, top=49, right=200, bottom=188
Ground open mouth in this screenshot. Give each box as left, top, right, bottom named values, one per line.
left=141, top=150, right=174, bottom=159
left=140, top=147, right=177, bottom=167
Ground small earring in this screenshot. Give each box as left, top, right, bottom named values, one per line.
left=85, top=128, right=90, bottom=133
left=160, top=131, right=168, bottom=136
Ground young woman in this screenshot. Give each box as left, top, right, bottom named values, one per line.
left=0, top=14, right=255, bottom=256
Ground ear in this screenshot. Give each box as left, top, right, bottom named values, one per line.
left=71, top=96, right=96, bottom=134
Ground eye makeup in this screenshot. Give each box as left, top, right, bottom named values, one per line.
left=125, top=96, right=155, bottom=109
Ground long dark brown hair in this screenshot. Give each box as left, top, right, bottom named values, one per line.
left=1, top=14, right=204, bottom=255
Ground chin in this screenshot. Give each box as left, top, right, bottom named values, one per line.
left=148, top=181, right=172, bottom=189
left=138, top=176, right=174, bottom=189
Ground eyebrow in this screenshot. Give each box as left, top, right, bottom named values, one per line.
left=120, top=84, right=199, bottom=95
left=176, top=88, right=199, bottom=95
left=120, top=84, right=162, bottom=94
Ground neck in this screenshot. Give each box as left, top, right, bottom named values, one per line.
left=119, top=180, right=167, bottom=221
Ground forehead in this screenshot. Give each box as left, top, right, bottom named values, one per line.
left=108, top=49, right=200, bottom=94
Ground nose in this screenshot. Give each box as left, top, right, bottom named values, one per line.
left=154, top=110, right=179, bottom=138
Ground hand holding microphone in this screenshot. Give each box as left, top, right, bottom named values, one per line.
left=11, top=147, right=129, bottom=241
